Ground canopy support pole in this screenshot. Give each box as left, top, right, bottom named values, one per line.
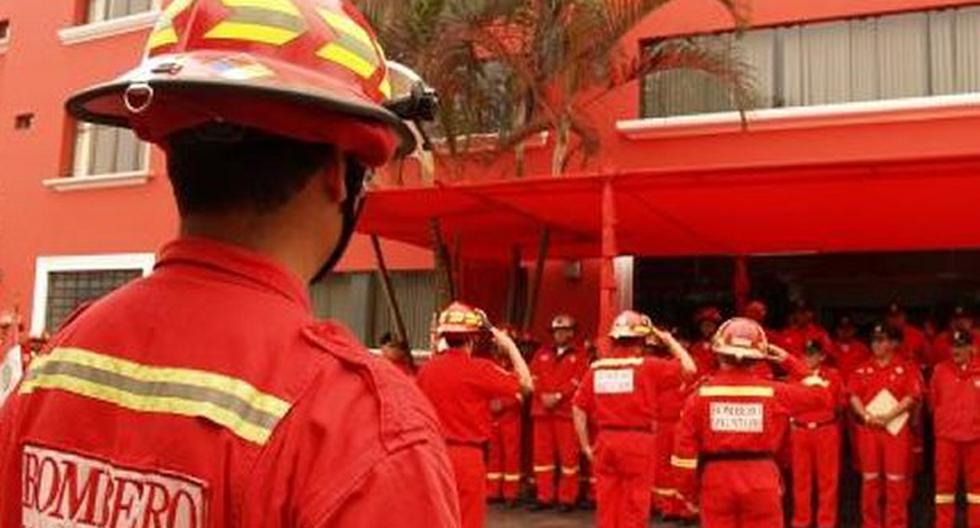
left=370, top=235, right=413, bottom=371
left=599, top=179, right=618, bottom=356
left=523, top=228, right=550, bottom=332
left=733, top=255, right=750, bottom=315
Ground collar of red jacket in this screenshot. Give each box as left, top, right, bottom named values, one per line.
left=155, top=237, right=312, bottom=312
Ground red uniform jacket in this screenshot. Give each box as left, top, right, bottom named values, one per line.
left=417, top=349, right=520, bottom=444
left=779, top=325, right=833, bottom=358
left=529, top=345, right=587, bottom=418
left=653, top=357, right=691, bottom=423
left=792, top=366, right=844, bottom=426
left=831, top=338, right=871, bottom=382
left=573, top=355, right=681, bottom=431
left=690, top=340, right=719, bottom=380
left=897, top=324, right=929, bottom=366
left=929, top=359, right=980, bottom=443
left=847, top=356, right=924, bottom=434
left=0, top=238, right=459, bottom=528
left=672, top=356, right=829, bottom=497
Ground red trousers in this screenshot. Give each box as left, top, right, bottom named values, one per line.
left=533, top=414, right=580, bottom=505
left=486, top=412, right=522, bottom=500
left=449, top=445, right=487, bottom=528
left=594, top=430, right=656, bottom=528
left=700, top=459, right=784, bottom=528
left=653, top=420, right=696, bottom=519
left=791, top=424, right=840, bottom=528
left=934, top=438, right=980, bottom=528
left=856, top=426, right=911, bottom=528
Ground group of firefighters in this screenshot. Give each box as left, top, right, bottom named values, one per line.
left=386, top=299, right=979, bottom=528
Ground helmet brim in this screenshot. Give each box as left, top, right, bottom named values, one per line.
left=712, top=344, right=767, bottom=360
left=66, top=52, right=416, bottom=167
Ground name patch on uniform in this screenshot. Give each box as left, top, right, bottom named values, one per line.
left=594, top=369, right=634, bottom=394
left=21, top=444, right=208, bottom=528
left=710, top=402, right=764, bottom=433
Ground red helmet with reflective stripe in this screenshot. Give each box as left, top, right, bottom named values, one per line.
left=712, top=317, right=769, bottom=360
left=608, top=310, right=655, bottom=340
left=66, top=0, right=415, bottom=167
left=436, top=302, right=490, bottom=336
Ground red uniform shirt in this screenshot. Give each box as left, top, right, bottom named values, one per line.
left=847, top=356, right=924, bottom=430
left=0, top=238, right=459, bottom=528
left=831, top=338, right=871, bottom=382
left=573, top=355, right=681, bottom=430
left=930, top=330, right=980, bottom=367
left=793, top=366, right=844, bottom=425
left=897, top=324, right=929, bottom=365
left=417, top=349, right=520, bottom=444
left=929, top=359, right=980, bottom=442
left=690, top=340, right=719, bottom=380
left=529, top=345, right=587, bottom=417
left=779, top=324, right=833, bottom=357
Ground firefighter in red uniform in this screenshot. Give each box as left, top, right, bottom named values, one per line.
left=886, top=303, right=929, bottom=366
left=848, top=324, right=924, bottom=528
left=379, top=332, right=416, bottom=377
left=418, top=302, right=534, bottom=528
left=572, top=310, right=697, bottom=528
left=929, top=330, right=980, bottom=528
left=0, top=2, right=460, bottom=526
left=672, top=317, right=831, bottom=528
left=832, top=316, right=872, bottom=382
left=781, top=301, right=834, bottom=358
left=486, top=328, right=524, bottom=507
left=647, top=331, right=698, bottom=524
left=691, top=307, right=722, bottom=379
left=740, top=300, right=777, bottom=380
left=791, top=340, right=845, bottom=528
left=529, top=314, right=588, bottom=511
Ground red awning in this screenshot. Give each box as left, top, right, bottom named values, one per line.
left=358, top=155, right=980, bottom=259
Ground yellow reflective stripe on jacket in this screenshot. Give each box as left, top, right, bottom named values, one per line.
left=698, top=386, right=774, bottom=398
left=671, top=456, right=698, bottom=470
left=20, top=347, right=291, bottom=445
left=591, top=357, right=643, bottom=369
left=935, top=493, right=956, bottom=505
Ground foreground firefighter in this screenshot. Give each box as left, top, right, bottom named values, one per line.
left=672, top=317, right=831, bottom=528
left=0, top=1, right=459, bottom=526
left=572, top=310, right=697, bottom=528
left=418, top=302, right=534, bottom=528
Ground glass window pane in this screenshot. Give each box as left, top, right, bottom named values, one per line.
left=45, top=269, right=141, bottom=331
left=954, top=6, right=980, bottom=93
left=114, top=128, right=142, bottom=172
left=876, top=12, right=928, bottom=99
left=90, top=125, right=119, bottom=175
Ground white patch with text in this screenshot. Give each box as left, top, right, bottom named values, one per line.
left=710, top=402, right=764, bottom=433
left=21, top=444, right=207, bottom=528
left=595, top=369, right=634, bottom=394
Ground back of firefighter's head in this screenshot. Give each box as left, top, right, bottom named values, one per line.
left=437, top=302, right=491, bottom=354
left=712, top=317, right=768, bottom=368
left=742, top=300, right=768, bottom=325
left=803, top=339, right=826, bottom=370
left=550, top=314, right=577, bottom=347
left=870, top=323, right=902, bottom=358
left=951, top=330, right=975, bottom=365
left=694, top=307, right=722, bottom=339
left=64, top=0, right=426, bottom=282
left=608, top=310, right=654, bottom=356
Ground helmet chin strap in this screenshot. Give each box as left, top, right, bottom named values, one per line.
left=311, top=157, right=367, bottom=284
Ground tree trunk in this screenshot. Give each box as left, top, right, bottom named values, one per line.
left=551, top=115, right=570, bottom=177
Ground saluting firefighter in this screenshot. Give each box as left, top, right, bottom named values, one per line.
left=672, top=318, right=832, bottom=528
left=417, top=302, right=534, bottom=528
left=0, top=1, right=459, bottom=526
left=572, top=310, right=697, bottom=528
left=928, top=330, right=980, bottom=528
left=486, top=326, right=525, bottom=507
left=790, top=339, right=845, bottom=528
left=529, top=314, right=588, bottom=511
left=848, top=323, right=923, bottom=528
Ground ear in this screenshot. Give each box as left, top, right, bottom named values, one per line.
left=319, top=152, right=347, bottom=204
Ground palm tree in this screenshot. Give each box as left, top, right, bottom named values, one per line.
left=357, top=0, right=754, bottom=177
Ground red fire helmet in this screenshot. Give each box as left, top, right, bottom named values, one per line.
left=711, top=317, right=769, bottom=360
left=608, top=310, right=655, bottom=340
left=436, top=302, right=490, bottom=336
left=66, top=0, right=416, bottom=167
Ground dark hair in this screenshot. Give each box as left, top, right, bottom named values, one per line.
left=165, top=125, right=336, bottom=215
left=444, top=333, right=476, bottom=349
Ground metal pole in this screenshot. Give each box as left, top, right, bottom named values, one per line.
left=370, top=236, right=412, bottom=369
left=523, top=228, right=550, bottom=332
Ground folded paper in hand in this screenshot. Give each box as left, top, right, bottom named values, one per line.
left=866, top=389, right=909, bottom=436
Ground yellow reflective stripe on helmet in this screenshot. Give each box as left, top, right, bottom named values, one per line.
left=20, top=347, right=290, bottom=445
left=671, top=456, right=698, bottom=470
left=318, top=9, right=375, bottom=50
left=221, top=0, right=300, bottom=16
left=205, top=22, right=301, bottom=46
left=968, top=493, right=980, bottom=504
left=148, top=27, right=179, bottom=50
left=148, top=0, right=194, bottom=51
left=935, top=493, right=956, bottom=505
left=591, top=357, right=643, bottom=369
left=699, top=386, right=774, bottom=398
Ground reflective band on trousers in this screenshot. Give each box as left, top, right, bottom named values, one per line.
left=671, top=456, right=698, bottom=470
left=533, top=465, right=555, bottom=473
left=969, top=493, right=980, bottom=505
left=20, top=347, right=291, bottom=445
left=561, top=466, right=580, bottom=476
left=936, top=494, right=956, bottom=505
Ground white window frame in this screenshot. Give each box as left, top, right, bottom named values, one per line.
left=44, top=123, right=153, bottom=191
left=31, top=253, right=155, bottom=335
left=58, top=0, right=160, bottom=46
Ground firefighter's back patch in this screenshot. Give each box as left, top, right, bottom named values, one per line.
left=21, top=444, right=208, bottom=527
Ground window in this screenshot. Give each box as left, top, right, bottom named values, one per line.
left=0, top=19, right=10, bottom=46
left=71, top=123, right=147, bottom=177
left=85, top=0, right=154, bottom=24
left=31, top=254, right=155, bottom=334
left=642, top=6, right=980, bottom=117
left=311, top=271, right=436, bottom=350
